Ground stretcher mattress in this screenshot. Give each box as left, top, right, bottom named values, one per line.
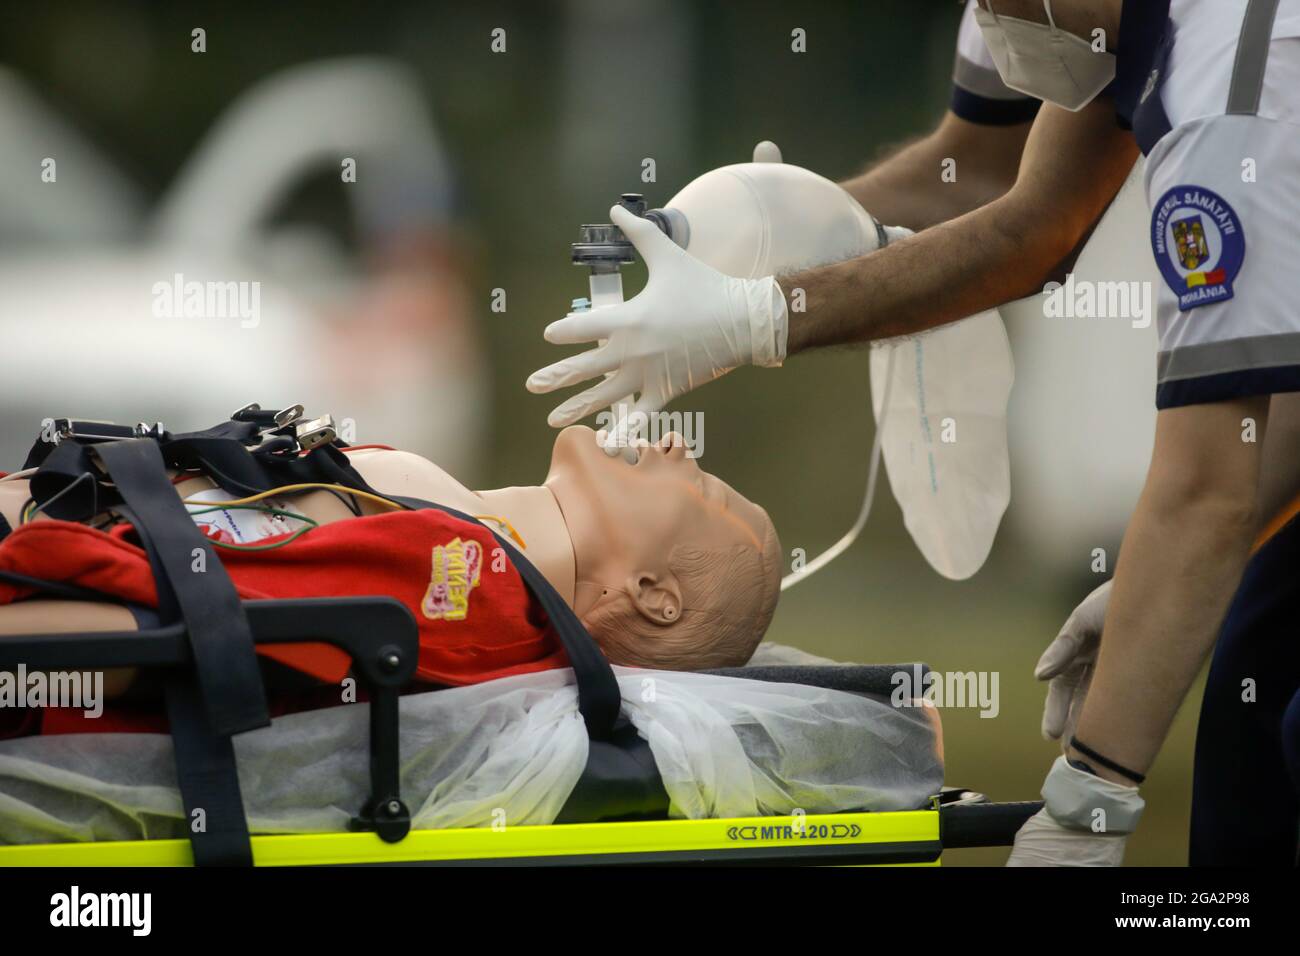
left=0, top=653, right=943, bottom=845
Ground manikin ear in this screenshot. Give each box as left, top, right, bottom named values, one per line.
left=625, top=572, right=683, bottom=627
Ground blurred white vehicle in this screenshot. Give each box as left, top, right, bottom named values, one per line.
left=0, top=59, right=485, bottom=477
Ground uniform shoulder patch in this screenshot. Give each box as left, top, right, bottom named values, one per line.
left=422, top=536, right=483, bottom=621
left=1151, top=185, right=1245, bottom=312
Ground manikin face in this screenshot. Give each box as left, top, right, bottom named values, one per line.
left=544, top=425, right=774, bottom=624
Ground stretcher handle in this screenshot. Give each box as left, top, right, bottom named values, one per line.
left=0, top=596, right=417, bottom=681
left=939, top=801, right=1044, bottom=849
left=0, top=595, right=420, bottom=846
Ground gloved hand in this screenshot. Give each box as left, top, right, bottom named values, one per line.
left=526, top=204, right=788, bottom=449
left=1037, top=579, right=1111, bottom=743
left=1006, top=755, right=1144, bottom=867
left=1006, top=808, right=1129, bottom=867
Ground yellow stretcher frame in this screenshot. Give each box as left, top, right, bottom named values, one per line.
left=0, top=808, right=941, bottom=867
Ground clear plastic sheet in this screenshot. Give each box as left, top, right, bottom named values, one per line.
left=0, top=662, right=942, bottom=844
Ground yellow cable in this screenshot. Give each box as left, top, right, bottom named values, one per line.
left=472, top=514, right=526, bottom=549
left=181, top=483, right=404, bottom=513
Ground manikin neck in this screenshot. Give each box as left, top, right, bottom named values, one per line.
left=474, top=485, right=576, bottom=606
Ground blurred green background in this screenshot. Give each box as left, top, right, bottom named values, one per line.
left=1, top=0, right=1202, bottom=864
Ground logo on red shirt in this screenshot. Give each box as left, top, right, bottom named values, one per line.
left=422, top=537, right=482, bottom=621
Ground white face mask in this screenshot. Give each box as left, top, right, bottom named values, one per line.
left=973, top=0, right=1116, bottom=112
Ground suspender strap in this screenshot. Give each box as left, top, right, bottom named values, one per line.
left=164, top=673, right=255, bottom=867
left=389, top=495, right=622, bottom=741
left=93, top=439, right=269, bottom=736
left=1227, top=0, right=1281, bottom=115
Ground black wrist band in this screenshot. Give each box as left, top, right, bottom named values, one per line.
left=1068, top=736, right=1146, bottom=785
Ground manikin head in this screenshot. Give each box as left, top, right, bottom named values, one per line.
left=544, top=426, right=781, bottom=670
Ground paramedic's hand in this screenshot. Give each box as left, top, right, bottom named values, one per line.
left=1006, top=756, right=1143, bottom=866
left=1037, top=579, right=1111, bottom=743
left=1006, top=808, right=1129, bottom=867
left=526, top=204, right=788, bottom=448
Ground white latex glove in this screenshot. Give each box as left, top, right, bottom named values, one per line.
left=1006, top=808, right=1129, bottom=866
left=526, top=204, right=788, bottom=448
left=1006, top=756, right=1143, bottom=867
left=1037, top=579, right=1111, bottom=742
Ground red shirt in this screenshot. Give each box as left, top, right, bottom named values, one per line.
left=0, top=510, right=568, bottom=734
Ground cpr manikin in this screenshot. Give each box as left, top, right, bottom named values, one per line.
left=0, top=425, right=782, bottom=689
left=345, top=424, right=781, bottom=669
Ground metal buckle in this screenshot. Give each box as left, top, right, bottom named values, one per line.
left=274, top=404, right=306, bottom=429
left=134, top=422, right=166, bottom=441
left=52, top=419, right=156, bottom=443
left=294, top=415, right=336, bottom=452
left=233, top=402, right=305, bottom=433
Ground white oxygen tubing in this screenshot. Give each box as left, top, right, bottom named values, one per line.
left=780, top=345, right=896, bottom=591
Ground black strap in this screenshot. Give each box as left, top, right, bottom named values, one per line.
left=28, top=422, right=373, bottom=523
left=27, top=441, right=104, bottom=520
left=489, top=527, right=621, bottom=741
left=0, top=509, right=10, bottom=543
left=164, top=673, right=254, bottom=867
left=93, top=439, right=269, bottom=736
left=387, top=495, right=622, bottom=742
left=164, top=425, right=364, bottom=499
left=0, top=568, right=122, bottom=604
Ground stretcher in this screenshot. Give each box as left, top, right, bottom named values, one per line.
left=0, top=593, right=1039, bottom=866
left=0, top=406, right=1039, bottom=866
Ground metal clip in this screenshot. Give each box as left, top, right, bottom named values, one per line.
left=134, top=422, right=166, bottom=441
left=274, top=404, right=306, bottom=429
left=295, top=415, right=337, bottom=452
left=52, top=419, right=141, bottom=443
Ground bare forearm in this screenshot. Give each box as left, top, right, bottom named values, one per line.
left=1076, top=492, right=1255, bottom=779
left=1073, top=398, right=1268, bottom=782
left=839, top=113, right=1030, bottom=231
left=838, top=138, right=981, bottom=232
left=792, top=102, right=1136, bottom=354
left=783, top=194, right=1059, bottom=352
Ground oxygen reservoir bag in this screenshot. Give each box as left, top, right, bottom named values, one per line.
left=869, top=314, right=1014, bottom=580
left=660, top=142, right=1013, bottom=582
